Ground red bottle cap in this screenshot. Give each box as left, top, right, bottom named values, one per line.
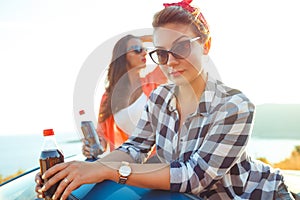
left=43, top=129, right=54, bottom=136
left=79, top=110, right=85, bottom=115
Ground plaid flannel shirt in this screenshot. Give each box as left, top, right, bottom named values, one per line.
left=118, top=75, right=284, bottom=199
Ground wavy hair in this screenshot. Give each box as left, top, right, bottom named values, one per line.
left=99, top=34, right=138, bottom=122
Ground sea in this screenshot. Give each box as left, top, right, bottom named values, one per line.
left=0, top=132, right=82, bottom=177
left=0, top=132, right=300, bottom=177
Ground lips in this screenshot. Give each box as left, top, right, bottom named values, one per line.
left=141, top=58, right=146, bottom=63
left=169, top=69, right=184, bottom=77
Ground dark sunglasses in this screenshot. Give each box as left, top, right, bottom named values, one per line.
left=149, top=37, right=201, bottom=65
left=127, top=45, right=146, bottom=54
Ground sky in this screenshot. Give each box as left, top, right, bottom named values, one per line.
left=0, top=0, right=299, bottom=136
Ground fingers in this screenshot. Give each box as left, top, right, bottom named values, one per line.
left=41, top=161, right=83, bottom=200
left=60, top=179, right=80, bottom=200
left=35, top=172, right=44, bottom=199
left=81, top=138, right=89, bottom=146
left=42, top=162, right=68, bottom=180
left=53, top=176, right=80, bottom=200
left=82, top=144, right=92, bottom=158
left=51, top=176, right=73, bottom=200
left=38, top=161, right=102, bottom=200
left=40, top=162, right=68, bottom=194
left=35, top=172, right=42, bottom=185
left=140, top=34, right=153, bottom=42
left=40, top=165, right=70, bottom=199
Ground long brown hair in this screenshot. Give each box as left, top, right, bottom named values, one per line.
left=99, top=34, right=138, bottom=122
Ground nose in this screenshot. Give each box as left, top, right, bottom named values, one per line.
left=142, top=49, right=147, bottom=56
left=166, top=52, right=179, bottom=67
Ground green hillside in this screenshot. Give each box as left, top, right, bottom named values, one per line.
left=252, top=104, right=300, bottom=139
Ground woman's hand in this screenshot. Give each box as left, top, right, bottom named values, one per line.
left=39, top=161, right=106, bottom=200
left=35, top=172, right=44, bottom=199
left=81, top=138, right=107, bottom=158
left=140, top=35, right=153, bottom=42
left=81, top=139, right=93, bottom=158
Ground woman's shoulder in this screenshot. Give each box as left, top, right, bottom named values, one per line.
left=208, top=77, right=255, bottom=113
left=212, top=78, right=251, bottom=103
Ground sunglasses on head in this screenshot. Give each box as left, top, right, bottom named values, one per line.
left=127, top=45, right=146, bottom=54
left=149, top=36, right=201, bottom=65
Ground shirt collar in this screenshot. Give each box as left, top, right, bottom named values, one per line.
left=197, top=75, right=220, bottom=116
left=166, top=75, right=222, bottom=116
left=167, top=85, right=177, bottom=112
left=197, top=74, right=227, bottom=116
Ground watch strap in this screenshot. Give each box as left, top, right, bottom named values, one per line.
left=118, top=176, right=128, bottom=184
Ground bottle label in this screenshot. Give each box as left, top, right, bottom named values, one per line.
left=81, top=121, right=104, bottom=158
left=39, top=150, right=64, bottom=199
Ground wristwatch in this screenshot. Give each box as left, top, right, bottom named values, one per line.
left=118, top=161, right=131, bottom=184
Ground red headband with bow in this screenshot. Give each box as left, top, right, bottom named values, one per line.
left=163, top=0, right=209, bottom=33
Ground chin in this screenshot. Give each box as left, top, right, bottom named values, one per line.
left=169, top=76, right=189, bottom=85
left=139, top=63, right=146, bottom=68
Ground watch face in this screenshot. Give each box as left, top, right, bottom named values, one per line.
left=119, top=165, right=131, bottom=176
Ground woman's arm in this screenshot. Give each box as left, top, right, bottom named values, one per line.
left=100, top=150, right=170, bottom=188
left=40, top=92, right=162, bottom=200
left=40, top=150, right=170, bottom=200
left=101, top=162, right=170, bottom=189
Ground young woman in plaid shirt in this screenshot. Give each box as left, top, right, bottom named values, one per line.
left=36, top=1, right=296, bottom=199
